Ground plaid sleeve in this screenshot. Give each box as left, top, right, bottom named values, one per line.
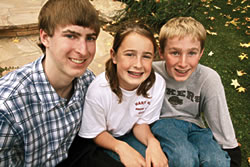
left=0, top=111, right=23, bottom=167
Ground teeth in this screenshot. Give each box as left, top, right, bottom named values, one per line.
left=128, top=71, right=143, bottom=76
left=176, top=69, right=188, bottom=74
left=71, top=58, right=84, bottom=64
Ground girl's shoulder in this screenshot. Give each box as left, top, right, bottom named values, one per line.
left=86, top=72, right=111, bottom=97
left=154, top=72, right=166, bottom=87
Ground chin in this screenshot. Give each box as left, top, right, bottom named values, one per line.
left=173, top=75, right=189, bottom=82
left=73, top=70, right=87, bottom=78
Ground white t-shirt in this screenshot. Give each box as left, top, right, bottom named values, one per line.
left=79, top=72, right=166, bottom=138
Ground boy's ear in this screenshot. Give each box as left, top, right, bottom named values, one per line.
left=159, top=47, right=164, bottom=60
left=40, top=29, right=50, bottom=47
left=199, top=48, right=204, bottom=60
left=110, top=49, right=117, bottom=64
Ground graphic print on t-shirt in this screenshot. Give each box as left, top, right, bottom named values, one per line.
left=134, top=100, right=151, bottom=115
left=166, top=88, right=200, bottom=106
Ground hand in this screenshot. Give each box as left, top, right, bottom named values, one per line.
left=145, top=139, right=168, bottom=167
left=116, top=141, right=146, bottom=167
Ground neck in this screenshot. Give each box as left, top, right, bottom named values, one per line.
left=56, top=82, right=74, bottom=100
left=42, top=56, right=74, bottom=100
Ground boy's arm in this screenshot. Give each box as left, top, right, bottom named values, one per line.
left=133, top=123, right=168, bottom=167
left=94, top=131, right=145, bottom=167
left=223, top=146, right=241, bottom=167
left=56, top=135, right=124, bottom=167
left=202, top=71, right=241, bottom=165
left=0, top=113, right=23, bottom=166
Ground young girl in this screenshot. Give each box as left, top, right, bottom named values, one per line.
left=79, top=24, right=168, bottom=167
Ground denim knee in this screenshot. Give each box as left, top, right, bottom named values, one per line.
left=200, top=150, right=230, bottom=167
left=164, top=144, right=199, bottom=167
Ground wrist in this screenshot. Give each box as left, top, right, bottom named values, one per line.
left=147, top=137, right=160, bottom=147
left=114, top=140, right=128, bottom=155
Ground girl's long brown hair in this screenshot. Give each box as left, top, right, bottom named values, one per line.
left=105, top=24, right=157, bottom=103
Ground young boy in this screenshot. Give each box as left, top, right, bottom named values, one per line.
left=0, top=0, right=123, bottom=166
left=152, top=17, right=241, bottom=167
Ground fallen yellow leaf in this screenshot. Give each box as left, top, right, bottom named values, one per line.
left=240, top=42, right=250, bottom=48
left=231, top=79, right=240, bottom=88
left=206, top=30, right=217, bottom=35
left=213, top=5, right=221, bottom=9
left=12, top=37, right=20, bottom=43
left=237, top=70, right=247, bottom=76
left=227, top=0, right=232, bottom=5
left=241, top=0, right=247, bottom=3
left=238, top=53, right=248, bottom=60
left=208, top=51, right=214, bottom=56
left=237, top=87, right=246, bottom=93
left=226, top=18, right=240, bottom=26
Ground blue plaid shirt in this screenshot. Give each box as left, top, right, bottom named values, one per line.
left=0, top=55, right=95, bottom=166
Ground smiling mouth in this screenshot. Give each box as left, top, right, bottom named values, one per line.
left=128, top=71, right=144, bottom=76
left=175, top=69, right=190, bottom=74
left=70, top=58, right=86, bottom=64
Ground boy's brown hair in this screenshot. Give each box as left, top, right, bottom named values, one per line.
left=38, top=0, right=100, bottom=53
left=159, top=17, right=206, bottom=53
left=105, top=24, right=157, bottom=103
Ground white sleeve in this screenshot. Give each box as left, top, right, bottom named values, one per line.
left=137, top=73, right=166, bottom=124
left=78, top=88, right=107, bottom=139
left=202, top=72, right=238, bottom=149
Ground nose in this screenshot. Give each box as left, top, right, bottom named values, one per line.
left=76, top=39, right=88, bottom=56
left=134, top=56, right=143, bottom=68
left=178, top=55, right=187, bottom=67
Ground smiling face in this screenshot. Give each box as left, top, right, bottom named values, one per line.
left=160, top=35, right=203, bottom=82
left=40, top=24, right=97, bottom=81
left=112, top=32, right=154, bottom=91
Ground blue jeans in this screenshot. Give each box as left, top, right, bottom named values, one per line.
left=151, top=118, right=230, bottom=167
left=104, top=132, right=147, bottom=161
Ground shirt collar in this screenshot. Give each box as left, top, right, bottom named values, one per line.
left=31, top=55, right=86, bottom=111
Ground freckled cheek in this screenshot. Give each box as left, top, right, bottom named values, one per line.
left=143, top=62, right=152, bottom=72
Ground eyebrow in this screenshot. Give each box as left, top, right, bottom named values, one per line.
left=143, top=52, right=153, bottom=55
left=62, top=29, right=97, bottom=37
left=169, top=47, right=199, bottom=51
left=124, top=49, right=153, bottom=55
left=62, top=30, right=81, bottom=36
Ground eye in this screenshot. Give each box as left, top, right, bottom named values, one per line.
left=65, top=34, right=75, bottom=39
left=171, top=51, right=179, bottom=56
left=188, top=51, right=197, bottom=56
left=125, top=53, right=134, bottom=57
left=86, top=35, right=97, bottom=41
left=143, top=54, right=153, bottom=59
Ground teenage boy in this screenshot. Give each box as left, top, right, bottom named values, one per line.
left=0, top=0, right=123, bottom=166
left=152, top=17, right=241, bottom=167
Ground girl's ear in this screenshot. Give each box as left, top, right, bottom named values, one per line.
left=40, top=29, right=50, bottom=48
left=110, top=49, right=117, bottom=64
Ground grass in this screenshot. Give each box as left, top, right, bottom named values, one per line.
left=104, top=0, right=249, bottom=166
left=196, top=2, right=249, bottom=166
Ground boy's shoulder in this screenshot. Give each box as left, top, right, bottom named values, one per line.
left=152, top=60, right=166, bottom=75
left=191, top=64, right=223, bottom=90
left=152, top=60, right=165, bottom=68
left=196, top=64, right=221, bottom=79
left=0, top=61, right=36, bottom=101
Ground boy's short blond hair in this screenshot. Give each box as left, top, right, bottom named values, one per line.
left=159, top=17, right=206, bottom=53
